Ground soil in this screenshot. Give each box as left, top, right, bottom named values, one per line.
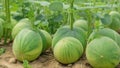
left=0, top=41, right=120, bottom=68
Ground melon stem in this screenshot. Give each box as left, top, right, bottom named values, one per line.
left=4, top=0, right=11, bottom=44
left=70, top=0, right=74, bottom=30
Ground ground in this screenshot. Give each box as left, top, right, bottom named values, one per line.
left=0, top=41, right=120, bottom=68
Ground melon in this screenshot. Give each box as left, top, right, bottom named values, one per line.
left=88, top=28, right=120, bottom=47
left=12, top=29, right=43, bottom=61
left=52, top=26, right=86, bottom=49
left=18, top=18, right=31, bottom=24
left=86, top=36, right=120, bottom=68
left=54, top=37, right=83, bottom=64
left=0, top=18, right=17, bottom=29
left=109, top=11, right=120, bottom=31
left=11, top=18, right=18, bottom=28
left=73, top=19, right=88, bottom=31
left=39, top=29, right=52, bottom=52
left=12, top=21, right=32, bottom=39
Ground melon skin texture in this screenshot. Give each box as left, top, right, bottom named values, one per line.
left=109, top=11, right=120, bottom=31
left=54, top=37, right=83, bottom=64
left=12, top=29, right=43, bottom=61
left=88, top=28, right=120, bottom=47
left=52, top=26, right=86, bottom=49
left=73, top=19, right=88, bottom=31
left=39, top=29, right=52, bottom=52
left=11, top=18, right=17, bottom=28
left=1, top=18, right=17, bottom=29
left=86, top=37, right=120, bottom=68
left=18, top=18, right=31, bottom=24
left=12, top=21, right=32, bottom=39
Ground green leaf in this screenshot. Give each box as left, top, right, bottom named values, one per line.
left=49, top=1, right=63, bottom=11
left=53, top=14, right=63, bottom=22
left=39, top=1, right=50, bottom=6
left=0, top=48, right=5, bottom=55
left=101, top=14, right=112, bottom=26
left=29, top=1, right=50, bottom=7
left=95, top=12, right=103, bottom=20
left=63, top=4, right=70, bottom=9
left=23, top=60, right=32, bottom=68
left=34, top=20, right=41, bottom=26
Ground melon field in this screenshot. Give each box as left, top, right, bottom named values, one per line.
left=1, top=0, right=120, bottom=68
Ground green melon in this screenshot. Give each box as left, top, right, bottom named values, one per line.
left=86, top=36, right=120, bottom=68
left=0, top=18, right=17, bottom=29
left=12, top=29, right=43, bottom=61
left=39, top=29, right=52, bottom=52
left=18, top=18, right=31, bottom=24
left=54, top=37, right=83, bottom=64
left=52, top=26, right=86, bottom=49
left=109, top=11, right=120, bottom=31
left=12, top=21, right=32, bottom=39
left=88, top=28, right=120, bottom=47
left=73, top=19, right=88, bottom=31
left=11, top=18, right=18, bottom=28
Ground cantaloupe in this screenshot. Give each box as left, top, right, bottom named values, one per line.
left=12, top=20, right=32, bottom=39
left=12, top=29, right=43, bottom=61
left=39, top=29, right=52, bottom=52
left=52, top=26, right=86, bottom=49
left=86, top=36, right=120, bottom=68
left=73, top=19, right=88, bottom=31
left=109, top=11, right=120, bottom=31
left=54, top=37, right=83, bottom=64
left=88, top=28, right=120, bottom=47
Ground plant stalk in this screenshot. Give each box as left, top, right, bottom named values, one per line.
left=70, top=0, right=74, bottom=30
left=87, top=10, right=93, bottom=38
left=4, top=0, right=11, bottom=44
